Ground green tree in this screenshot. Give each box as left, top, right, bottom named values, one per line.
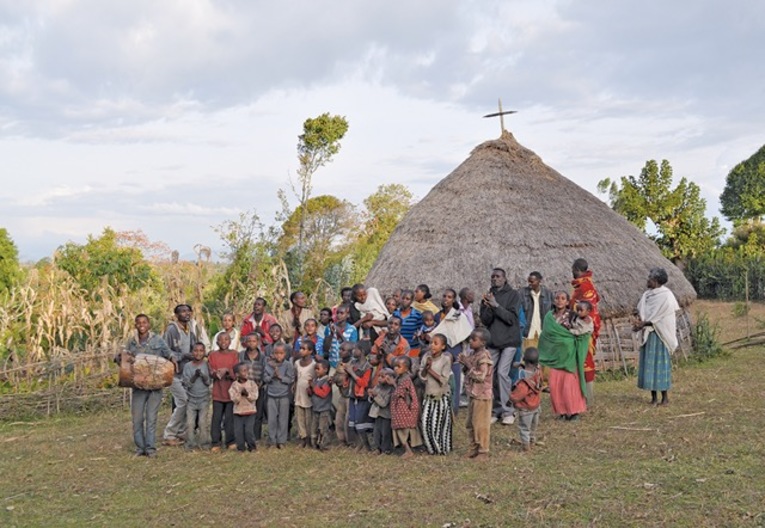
left=720, top=144, right=765, bottom=223
left=349, top=184, right=413, bottom=282
left=598, top=160, right=724, bottom=267
left=0, top=228, right=23, bottom=295
left=55, top=227, right=156, bottom=292
left=278, top=195, right=356, bottom=290
left=291, top=113, right=349, bottom=276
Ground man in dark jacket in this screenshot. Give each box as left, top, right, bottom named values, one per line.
left=479, top=268, right=521, bottom=425
left=520, top=271, right=554, bottom=347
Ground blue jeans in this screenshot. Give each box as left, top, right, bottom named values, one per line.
left=131, top=388, right=163, bottom=454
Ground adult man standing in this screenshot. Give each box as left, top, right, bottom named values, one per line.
left=240, top=297, right=279, bottom=345
left=520, top=271, right=553, bottom=350
left=479, top=268, right=522, bottom=425
left=162, top=304, right=198, bottom=446
left=570, top=258, right=602, bottom=404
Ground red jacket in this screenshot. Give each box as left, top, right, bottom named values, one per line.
left=240, top=312, right=278, bottom=345
left=509, top=368, right=542, bottom=411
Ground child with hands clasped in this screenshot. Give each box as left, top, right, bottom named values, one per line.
left=508, top=347, right=542, bottom=452
left=182, top=343, right=211, bottom=450
left=369, top=367, right=395, bottom=455
left=419, top=333, right=454, bottom=455
left=228, top=363, right=259, bottom=452
left=308, top=359, right=333, bottom=451
left=208, top=333, right=239, bottom=452
left=391, top=356, right=422, bottom=459
left=333, top=342, right=354, bottom=446
left=263, top=343, right=295, bottom=448
left=346, top=342, right=373, bottom=451
left=458, top=328, right=494, bottom=460
left=294, top=341, right=316, bottom=447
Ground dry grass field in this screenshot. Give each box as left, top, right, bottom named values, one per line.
left=0, top=301, right=763, bottom=527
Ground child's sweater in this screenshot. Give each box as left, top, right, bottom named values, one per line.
left=348, top=359, right=372, bottom=400
left=310, top=375, right=332, bottom=413
left=463, top=348, right=494, bottom=400
left=207, top=350, right=239, bottom=402
left=182, top=361, right=211, bottom=404
left=229, top=380, right=259, bottom=415
left=370, top=383, right=393, bottom=419
left=509, top=367, right=542, bottom=411
left=263, top=359, right=295, bottom=398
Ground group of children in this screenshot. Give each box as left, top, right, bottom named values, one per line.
left=172, top=314, right=546, bottom=459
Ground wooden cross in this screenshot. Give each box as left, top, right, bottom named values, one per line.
left=483, top=98, right=517, bottom=134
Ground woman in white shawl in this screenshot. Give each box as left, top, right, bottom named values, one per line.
left=632, top=268, right=680, bottom=406
left=433, top=288, right=474, bottom=413
left=354, top=285, right=390, bottom=341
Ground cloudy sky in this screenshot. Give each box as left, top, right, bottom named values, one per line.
left=1, top=0, right=763, bottom=261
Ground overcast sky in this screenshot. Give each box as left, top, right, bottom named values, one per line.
left=1, top=0, right=763, bottom=261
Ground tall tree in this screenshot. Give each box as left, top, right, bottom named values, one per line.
left=278, top=195, right=356, bottom=289
left=292, top=113, right=349, bottom=277
left=598, top=160, right=724, bottom=267
left=0, top=228, right=22, bottom=295
left=720, top=144, right=765, bottom=223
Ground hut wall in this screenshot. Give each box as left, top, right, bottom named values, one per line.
left=595, top=308, right=693, bottom=372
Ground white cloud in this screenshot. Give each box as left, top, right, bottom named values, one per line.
left=0, top=0, right=763, bottom=260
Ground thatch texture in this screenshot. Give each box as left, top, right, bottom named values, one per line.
left=366, top=131, right=696, bottom=319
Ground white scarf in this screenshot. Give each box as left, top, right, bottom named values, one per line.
left=433, top=307, right=474, bottom=348
left=355, top=287, right=390, bottom=321
left=636, top=285, right=680, bottom=352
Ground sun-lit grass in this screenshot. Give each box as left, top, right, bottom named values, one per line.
left=0, top=302, right=763, bottom=527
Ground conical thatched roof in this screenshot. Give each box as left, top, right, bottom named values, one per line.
left=366, top=131, right=696, bottom=319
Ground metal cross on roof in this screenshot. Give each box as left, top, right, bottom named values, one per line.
left=483, top=98, right=517, bottom=134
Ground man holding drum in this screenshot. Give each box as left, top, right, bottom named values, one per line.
left=116, top=314, right=176, bottom=457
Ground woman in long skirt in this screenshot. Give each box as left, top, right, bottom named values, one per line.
left=634, top=267, right=680, bottom=405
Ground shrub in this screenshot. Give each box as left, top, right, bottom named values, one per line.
left=690, top=312, right=727, bottom=362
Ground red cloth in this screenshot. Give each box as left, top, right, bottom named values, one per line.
left=548, top=368, right=587, bottom=415
left=312, top=381, right=332, bottom=399
left=391, top=375, right=419, bottom=430
left=207, top=350, right=239, bottom=402
left=571, top=271, right=602, bottom=382
left=509, top=369, right=542, bottom=411
left=240, top=312, right=278, bottom=345
left=349, top=363, right=372, bottom=399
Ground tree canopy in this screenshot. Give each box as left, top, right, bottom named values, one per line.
left=720, top=144, right=765, bottom=223
left=55, top=227, right=156, bottom=293
left=598, top=159, right=724, bottom=266
left=0, top=228, right=22, bottom=295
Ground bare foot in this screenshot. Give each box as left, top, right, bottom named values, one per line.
left=401, top=450, right=414, bottom=460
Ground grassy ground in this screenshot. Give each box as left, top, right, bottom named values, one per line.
left=1, top=302, right=763, bottom=527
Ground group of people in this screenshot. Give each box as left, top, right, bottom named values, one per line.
left=119, top=258, right=681, bottom=459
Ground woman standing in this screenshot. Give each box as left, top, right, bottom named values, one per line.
left=538, top=291, right=588, bottom=420
left=433, top=288, right=473, bottom=413
left=633, top=268, right=680, bottom=406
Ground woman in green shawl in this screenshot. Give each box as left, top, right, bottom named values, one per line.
left=538, top=291, right=589, bottom=420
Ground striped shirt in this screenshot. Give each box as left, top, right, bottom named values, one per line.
left=393, top=307, right=423, bottom=347
left=326, top=324, right=358, bottom=368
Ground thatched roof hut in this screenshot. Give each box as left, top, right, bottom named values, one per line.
left=366, top=132, right=696, bottom=366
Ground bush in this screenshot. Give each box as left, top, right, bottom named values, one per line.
left=690, top=312, right=727, bottom=362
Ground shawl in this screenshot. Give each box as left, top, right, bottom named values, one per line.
left=538, top=312, right=588, bottom=396
left=432, top=307, right=473, bottom=348
left=636, top=285, right=680, bottom=352
left=355, top=287, right=390, bottom=321
left=412, top=299, right=439, bottom=315
left=570, top=270, right=602, bottom=339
